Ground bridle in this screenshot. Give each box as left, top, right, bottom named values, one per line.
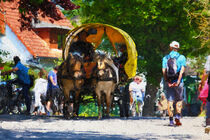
left=95, top=57, right=114, bottom=81
left=66, top=53, right=85, bottom=80
left=57, top=53, right=85, bottom=91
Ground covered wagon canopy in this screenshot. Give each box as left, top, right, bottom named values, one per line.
left=63, top=23, right=138, bottom=79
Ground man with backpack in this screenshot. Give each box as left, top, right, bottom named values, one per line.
left=162, top=41, right=186, bottom=126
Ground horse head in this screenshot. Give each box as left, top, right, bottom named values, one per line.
left=94, top=52, right=119, bottom=84
left=67, top=52, right=84, bottom=80
left=95, top=53, right=107, bottom=70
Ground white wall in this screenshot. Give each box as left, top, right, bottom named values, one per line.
left=0, top=25, right=33, bottom=64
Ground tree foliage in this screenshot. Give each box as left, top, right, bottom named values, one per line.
left=185, top=0, right=209, bottom=49
left=68, top=0, right=209, bottom=85
left=0, top=0, right=79, bottom=30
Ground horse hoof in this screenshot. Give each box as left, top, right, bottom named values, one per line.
left=64, top=114, right=71, bottom=120
left=103, top=114, right=109, bottom=119
left=64, top=115, right=69, bottom=119
left=54, top=112, right=59, bottom=116
left=98, top=115, right=102, bottom=120
left=73, top=113, right=78, bottom=117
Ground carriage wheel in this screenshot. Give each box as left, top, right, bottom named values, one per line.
left=63, top=100, right=74, bottom=119
left=0, top=104, right=5, bottom=114
left=118, top=98, right=124, bottom=117
left=63, top=101, right=70, bottom=119
left=118, top=84, right=130, bottom=118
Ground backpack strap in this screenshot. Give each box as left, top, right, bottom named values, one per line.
left=167, top=54, right=180, bottom=60
left=175, top=54, right=180, bottom=60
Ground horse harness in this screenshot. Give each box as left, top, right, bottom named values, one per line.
left=94, top=63, right=116, bottom=82
left=66, top=53, right=85, bottom=80
left=57, top=54, right=85, bottom=91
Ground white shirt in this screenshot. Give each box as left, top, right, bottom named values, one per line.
left=33, top=78, right=48, bottom=96
left=205, top=55, right=210, bottom=73
left=32, top=78, right=48, bottom=113
left=129, top=81, right=145, bottom=98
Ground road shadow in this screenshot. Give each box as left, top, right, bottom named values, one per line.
left=0, top=115, right=202, bottom=140
left=0, top=127, right=134, bottom=140
left=0, top=114, right=169, bottom=122
left=0, top=114, right=63, bottom=123
left=0, top=127, right=195, bottom=140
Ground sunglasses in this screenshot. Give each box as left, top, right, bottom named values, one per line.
left=135, top=78, right=140, bottom=81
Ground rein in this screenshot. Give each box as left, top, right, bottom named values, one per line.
left=65, top=53, right=85, bottom=80
left=95, top=63, right=115, bottom=81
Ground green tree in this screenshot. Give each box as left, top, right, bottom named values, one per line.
left=184, top=0, right=209, bottom=74
left=69, top=0, right=208, bottom=84
left=67, top=0, right=209, bottom=116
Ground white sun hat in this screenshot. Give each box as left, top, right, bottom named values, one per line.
left=170, top=41, right=180, bottom=48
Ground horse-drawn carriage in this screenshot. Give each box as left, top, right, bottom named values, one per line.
left=57, top=23, right=138, bottom=119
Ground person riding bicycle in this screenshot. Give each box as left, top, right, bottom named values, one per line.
left=1, top=56, right=31, bottom=115
left=129, top=75, right=145, bottom=117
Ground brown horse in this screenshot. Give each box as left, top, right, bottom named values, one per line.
left=92, top=53, right=117, bottom=119
left=57, top=52, right=85, bottom=118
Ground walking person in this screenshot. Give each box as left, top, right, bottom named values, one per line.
left=46, top=66, right=62, bottom=115
left=1, top=56, right=31, bottom=115
left=155, top=78, right=168, bottom=117
left=129, top=75, right=145, bottom=117
left=32, top=69, right=48, bottom=115
left=204, top=55, right=210, bottom=128
left=199, top=55, right=210, bottom=130
left=162, top=41, right=186, bottom=126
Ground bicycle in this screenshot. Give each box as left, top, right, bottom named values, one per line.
left=0, top=76, right=31, bottom=114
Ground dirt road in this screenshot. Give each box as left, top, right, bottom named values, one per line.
left=0, top=115, right=209, bottom=139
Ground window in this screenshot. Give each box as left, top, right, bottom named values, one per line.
left=58, top=34, right=65, bottom=49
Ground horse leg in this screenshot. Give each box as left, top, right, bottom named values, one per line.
left=96, top=91, right=102, bottom=119
left=53, top=89, right=61, bottom=115
left=62, top=87, right=71, bottom=119
left=57, top=92, right=64, bottom=115
left=105, top=92, right=112, bottom=118
left=73, top=90, right=80, bottom=117
left=101, top=93, right=105, bottom=118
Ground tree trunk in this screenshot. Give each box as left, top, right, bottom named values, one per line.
left=143, top=83, right=158, bottom=116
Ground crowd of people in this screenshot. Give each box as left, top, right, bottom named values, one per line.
left=0, top=40, right=209, bottom=129
left=32, top=66, right=63, bottom=116
left=1, top=57, right=63, bottom=116
left=0, top=55, right=147, bottom=117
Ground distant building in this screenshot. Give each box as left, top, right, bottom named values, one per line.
left=0, top=0, right=73, bottom=70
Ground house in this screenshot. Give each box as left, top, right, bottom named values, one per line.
left=0, top=0, right=74, bottom=70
